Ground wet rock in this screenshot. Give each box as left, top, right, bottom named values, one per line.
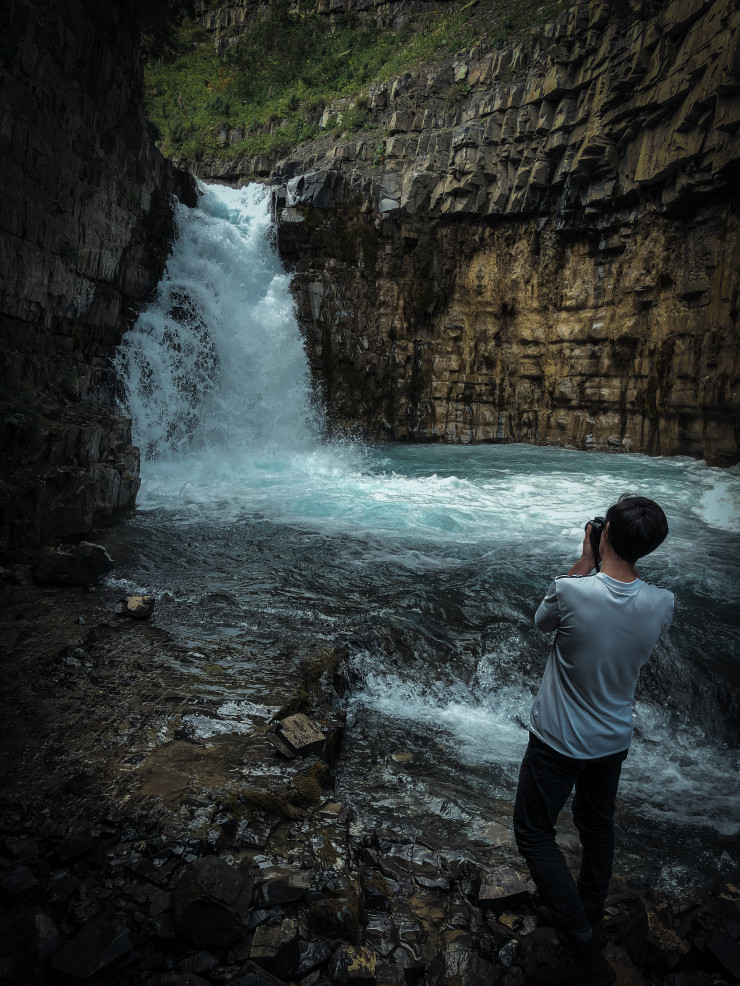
left=276, top=937, right=334, bottom=980
left=498, top=939, right=518, bottom=969
left=251, top=918, right=298, bottom=965
left=115, top=595, right=156, bottom=619
left=275, top=714, right=326, bottom=758
left=517, top=927, right=559, bottom=979
left=318, top=712, right=345, bottom=765
left=267, top=732, right=298, bottom=759
left=5, top=836, right=39, bottom=864
left=32, top=542, right=114, bottom=586
left=328, top=945, right=377, bottom=982
left=55, top=828, right=97, bottom=863
left=361, top=872, right=394, bottom=912
left=3, top=906, right=60, bottom=968
left=605, top=943, right=648, bottom=985
left=177, top=950, right=219, bottom=976
left=663, top=975, right=713, bottom=986
left=28, top=909, right=60, bottom=965
left=0, top=864, right=40, bottom=904
left=50, top=918, right=134, bottom=978
left=305, top=895, right=362, bottom=942
left=255, top=866, right=313, bottom=906
left=644, top=898, right=691, bottom=972
left=705, top=931, right=740, bottom=981
left=235, top=819, right=273, bottom=848
left=615, top=896, right=649, bottom=965
left=225, top=959, right=293, bottom=986
left=171, top=855, right=252, bottom=947
left=147, top=974, right=211, bottom=986
left=474, top=865, right=535, bottom=908
left=364, top=912, right=396, bottom=957
left=374, top=964, right=405, bottom=986
left=427, top=947, right=500, bottom=986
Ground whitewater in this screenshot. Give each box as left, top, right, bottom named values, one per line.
left=111, top=181, right=740, bottom=891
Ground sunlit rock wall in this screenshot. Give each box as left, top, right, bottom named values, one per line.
left=0, top=0, right=196, bottom=550
left=257, top=0, right=739, bottom=464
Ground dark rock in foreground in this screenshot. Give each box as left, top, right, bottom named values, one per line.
left=172, top=856, right=253, bottom=946
left=32, top=541, right=115, bottom=586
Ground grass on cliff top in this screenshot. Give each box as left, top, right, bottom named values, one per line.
left=144, top=0, right=569, bottom=166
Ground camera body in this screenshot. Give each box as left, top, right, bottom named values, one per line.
left=585, top=516, right=606, bottom=564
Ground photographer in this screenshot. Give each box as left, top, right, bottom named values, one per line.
left=514, top=494, right=674, bottom=986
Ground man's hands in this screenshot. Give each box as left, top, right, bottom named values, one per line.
left=567, top=524, right=598, bottom=576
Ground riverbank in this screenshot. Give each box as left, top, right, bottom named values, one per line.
left=1, top=574, right=738, bottom=986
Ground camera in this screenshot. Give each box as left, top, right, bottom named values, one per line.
left=585, top=516, right=606, bottom=564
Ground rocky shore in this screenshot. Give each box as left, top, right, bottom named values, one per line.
left=1, top=568, right=738, bottom=986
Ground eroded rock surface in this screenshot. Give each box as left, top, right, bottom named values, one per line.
left=0, top=0, right=197, bottom=550
left=199, top=0, right=739, bottom=464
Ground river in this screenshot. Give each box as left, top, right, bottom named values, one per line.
left=108, top=181, right=740, bottom=894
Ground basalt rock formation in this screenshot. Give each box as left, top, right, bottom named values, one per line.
left=198, top=0, right=740, bottom=464
left=0, top=0, right=197, bottom=551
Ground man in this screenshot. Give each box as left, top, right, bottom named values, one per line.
left=514, top=494, right=674, bottom=986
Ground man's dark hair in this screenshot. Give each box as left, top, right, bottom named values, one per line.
left=605, top=493, right=669, bottom=564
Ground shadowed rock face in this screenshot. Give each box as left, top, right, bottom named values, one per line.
left=0, top=0, right=197, bottom=550
left=199, top=0, right=739, bottom=464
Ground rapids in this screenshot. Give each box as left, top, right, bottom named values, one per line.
left=110, top=182, right=740, bottom=892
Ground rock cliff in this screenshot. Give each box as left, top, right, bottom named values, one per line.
left=0, top=0, right=196, bottom=551
left=198, top=0, right=740, bottom=464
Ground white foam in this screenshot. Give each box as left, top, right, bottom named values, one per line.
left=115, top=182, right=320, bottom=461
left=694, top=474, right=740, bottom=532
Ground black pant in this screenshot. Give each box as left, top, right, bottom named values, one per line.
left=513, top=732, right=628, bottom=934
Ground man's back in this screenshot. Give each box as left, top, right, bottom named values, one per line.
left=530, top=572, right=674, bottom=758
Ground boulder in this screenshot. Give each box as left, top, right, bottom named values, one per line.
left=328, top=945, right=377, bottom=983
left=275, top=714, right=326, bottom=757
left=0, top=865, right=40, bottom=904
left=119, top=594, right=155, bottom=619
left=50, top=918, right=134, bottom=978
left=275, top=938, right=334, bottom=980
left=176, top=950, right=219, bottom=975
left=254, top=866, right=313, bottom=907
left=427, top=947, right=500, bottom=986
left=32, top=542, right=114, bottom=586
left=306, top=894, right=362, bottom=942
left=171, top=856, right=252, bottom=947
left=250, top=917, right=298, bottom=966
left=147, top=974, right=211, bottom=986
left=475, top=865, right=536, bottom=908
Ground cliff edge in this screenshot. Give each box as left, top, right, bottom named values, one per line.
left=199, top=0, right=739, bottom=463
left=0, top=0, right=197, bottom=551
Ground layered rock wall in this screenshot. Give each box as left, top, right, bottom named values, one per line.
left=237, top=0, right=740, bottom=463
left=0, top=0, right=196, bottom=550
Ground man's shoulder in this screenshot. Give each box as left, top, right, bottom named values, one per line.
left=552, top=573, right=595, bottom=589
left=638, top=580, right=675, bottom=606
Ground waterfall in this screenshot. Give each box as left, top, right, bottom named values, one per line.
left=114, top=182, right=321, bottom=462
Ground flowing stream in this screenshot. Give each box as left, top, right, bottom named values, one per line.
left=110, top=182, right=740, bottom=892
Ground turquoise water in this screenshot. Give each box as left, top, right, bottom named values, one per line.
left=110, top=182, right=740, bottom=891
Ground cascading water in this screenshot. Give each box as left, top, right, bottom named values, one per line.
left=115, top=183, right=321, bottom=462
left=110, top=181, right=740, bottom=891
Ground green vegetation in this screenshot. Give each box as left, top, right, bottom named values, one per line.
left=144, top=0, right=571, bottom=165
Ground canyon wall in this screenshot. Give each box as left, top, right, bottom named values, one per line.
left=199, top=0, right=740, bottom=464
left=0, top=0, right=197, bottom=550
